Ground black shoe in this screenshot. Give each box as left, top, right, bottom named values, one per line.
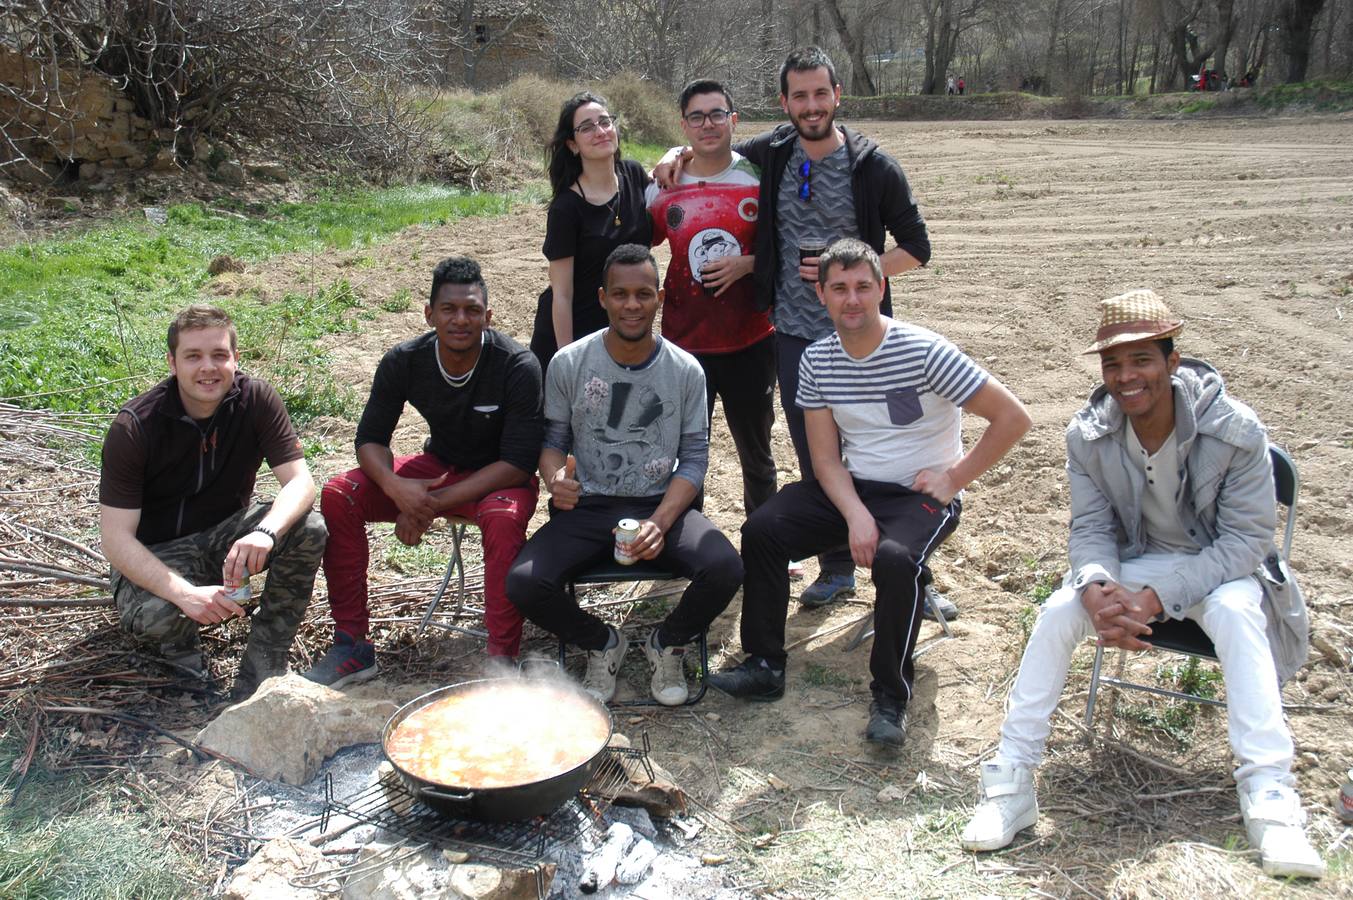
left=708, top=656, right=785, bottom=701
left=865, top=692, right=907, bottom=747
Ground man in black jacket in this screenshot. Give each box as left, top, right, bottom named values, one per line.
left=658, top=47, right=943, bottom=612
left=100, top=304, right=327, bottom=699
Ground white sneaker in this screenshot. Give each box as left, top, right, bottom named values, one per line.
left=1239, top=785, right=1326, bottom=879
left=643, top=630, right=689, bottom=706
left=582, top=627, right=628, bottom=703
left=960, top=760, right=1039, bottom=851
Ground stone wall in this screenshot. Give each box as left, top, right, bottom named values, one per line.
left=0, top=47, right=175, bottom=183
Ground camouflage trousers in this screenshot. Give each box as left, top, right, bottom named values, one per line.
left=112, top=503, right=328, bottom=684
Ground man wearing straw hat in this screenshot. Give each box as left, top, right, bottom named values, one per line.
left=960, top=290, right=1322, bottom=879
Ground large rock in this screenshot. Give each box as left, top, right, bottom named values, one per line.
left=248, top=160, right=290, bottom=182
left=196, top=673, right=397, bottom=785
left=341, top=844, right=451, bottom=900
left=215, top=159, right=246, bottom=184
left=222, top=838, right=333, bottom=899
left=450, top=863, right=554, bottom=900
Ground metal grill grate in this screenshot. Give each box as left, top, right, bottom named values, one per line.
left=320, top=737, right=654, bottom=873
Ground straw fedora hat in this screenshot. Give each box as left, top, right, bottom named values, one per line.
left=1083, top=289, right=1183, bottom=354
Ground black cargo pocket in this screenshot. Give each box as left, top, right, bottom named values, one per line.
left=885, top=388, right=922, bottom=426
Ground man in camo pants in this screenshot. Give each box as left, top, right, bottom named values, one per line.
left=100, top=304, right=326, bottom=699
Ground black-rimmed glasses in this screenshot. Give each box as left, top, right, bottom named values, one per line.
left=574, top=114, right=618, bottom=136
left=683, top=108, right=731, bottom=127
left=798, top=159, right=812, bottom=201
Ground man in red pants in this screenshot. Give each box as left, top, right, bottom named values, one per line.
left=305, top=257, right=543, bottom=686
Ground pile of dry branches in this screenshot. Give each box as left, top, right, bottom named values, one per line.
left=1, top=0, right=445, bottom=180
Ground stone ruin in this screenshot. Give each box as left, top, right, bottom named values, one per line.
left=0, top=46, right=183, bottom=185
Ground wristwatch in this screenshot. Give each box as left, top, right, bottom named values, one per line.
left=251, top=525, right=278, bottom=544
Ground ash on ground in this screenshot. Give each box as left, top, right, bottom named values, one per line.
left=240, top=743, right=746, bottom=899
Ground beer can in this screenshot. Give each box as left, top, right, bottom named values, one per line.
left=1340, top=767, right=1353, bottom=824
left=224, top=577, right=251, bottom=603
left=614, top=519, right=641, bottom=565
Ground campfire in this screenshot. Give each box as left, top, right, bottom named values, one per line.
left=207, top=673, right=725, bottom=899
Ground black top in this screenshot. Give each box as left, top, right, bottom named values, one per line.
left=100, top=372, right=303, bottom=545
left=541, top=159, right=653, bottom=338
left=354, top=329, right=544, bottom=474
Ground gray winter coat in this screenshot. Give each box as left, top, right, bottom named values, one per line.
left=1064, top=359, right=1309, bottom=682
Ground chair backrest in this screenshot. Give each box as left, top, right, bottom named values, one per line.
left=1268, top=444, right=1299, bottom=561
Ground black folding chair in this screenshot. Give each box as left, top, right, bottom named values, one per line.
left=556, top=559, right=709, bottom=707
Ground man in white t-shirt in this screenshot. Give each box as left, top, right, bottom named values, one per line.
left=709, top=238, right=1031, bottom=747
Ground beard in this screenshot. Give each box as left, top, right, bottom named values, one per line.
left=792, top=105, right=837, bottom=141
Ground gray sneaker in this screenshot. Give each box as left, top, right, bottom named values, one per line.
left=921, top=585, right=959, bottom=622
left=582, top=627, right=628, bottom=703
left=643, top=630, right=689, bottom=706
left=798, top=572, right=856, bottom=608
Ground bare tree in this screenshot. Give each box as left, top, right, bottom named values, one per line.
left=1212, top=0, right=1239, bottom=78
left=918, top=0, right=987, bottom=94
left=545, top=0, right=779, bottom=102
left=1277, top=0, right=1328, bottom=81
left=822, top=0, right=881, bottom=94
left=2, top=0, right=444, bottom=178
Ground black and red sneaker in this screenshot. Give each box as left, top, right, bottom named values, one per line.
left=302, top=630, right=378, bottom=689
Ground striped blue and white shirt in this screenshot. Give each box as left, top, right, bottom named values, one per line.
left=797, top=320, right=988, bottom=487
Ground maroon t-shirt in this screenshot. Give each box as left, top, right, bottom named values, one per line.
left=100, top=372, right=303, bottom=546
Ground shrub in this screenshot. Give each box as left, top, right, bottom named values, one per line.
left=425, top=73, right=679, bottom=180
left=598, top=72, right=681, bottom=147
left=496, top=75, right=576, bottom=147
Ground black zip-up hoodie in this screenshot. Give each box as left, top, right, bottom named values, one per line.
left=100, top=372, right=302, bottom=545
left=734, top=123, right=931, bottom=316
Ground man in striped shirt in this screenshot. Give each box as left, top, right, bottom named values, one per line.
left=709, top=239, right=1030, bottom=747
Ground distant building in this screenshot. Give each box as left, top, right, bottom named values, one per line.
left=423, top=0, right=552, bottom=89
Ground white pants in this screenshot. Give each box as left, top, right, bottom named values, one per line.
left=997, top=552, right=1293, bottom=792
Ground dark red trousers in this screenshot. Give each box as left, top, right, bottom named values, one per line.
left=320, top=453, right=537, bottom=657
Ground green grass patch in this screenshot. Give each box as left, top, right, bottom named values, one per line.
left=1030, top=572, right=1057, bottom=605
left=974, top=169, right=1017, bottom=188
left=381, top=529, right=455, bottom=576
left=1017, top=572, right=1058, bottom=647
left=0, top=185, right=521, bottom=421
left=1120, top=656, right=1222, bottom=746
left=1178, top=97, right=1217, bottom=114
left=379, top=287, right=415, bottom=313
left=621, top=141, right=671, bottom=169
left=800, top=662, right=855, bottom=689
left=1253, top=78, right=1353, bottom=112
left=0, top=715, right=200, bottom=899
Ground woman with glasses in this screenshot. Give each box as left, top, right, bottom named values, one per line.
left=530, top=91, right=653, bottom=374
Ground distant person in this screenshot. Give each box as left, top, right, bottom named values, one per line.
left=507, top=244, right=743, bottom=707
left=709, top=240, right=1029, bottom=746
left=656, top=47, right=949, bottom=617
left=645, top=78, right=776, bottom=517
left=946, top=76, right=956, bottom=95
left=305, top=257, right=542, bottom=686
left=530, top=91, right=654, bottom=376
left=960, top=290, right=1323, bottom=881
left=957, top=77, right=966, bottom=95
left=99, top=304, right=326, bottom=699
